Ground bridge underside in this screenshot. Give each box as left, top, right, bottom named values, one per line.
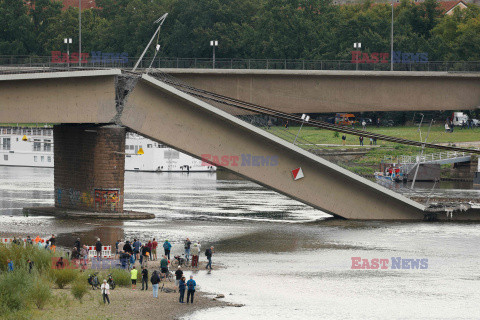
left=162, top=69, right=480, bottom=113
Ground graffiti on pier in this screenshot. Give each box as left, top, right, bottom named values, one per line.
left=94, top=189, right=120, bottom=212
left=69, top=188, right=81, bottom=205
left=56, top=188, right=62, bottom=205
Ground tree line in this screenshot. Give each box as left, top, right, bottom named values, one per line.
left=1, top=0, right=479, bottom=61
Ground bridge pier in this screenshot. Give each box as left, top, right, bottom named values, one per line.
left=23, top=124, right=153, bottom=219
left=474, top=157, right=480, bottom=187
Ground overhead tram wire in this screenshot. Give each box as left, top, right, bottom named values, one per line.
left=147, top=71, right=480, bottom=155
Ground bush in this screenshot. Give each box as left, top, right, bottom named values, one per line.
left=333, top=131, right=339, bottom=138
left=29, top=277, right=51, bottom=309
left=52, top=269, right=78, bottom=289
left=71, top=279, right=88, bottom=302
left=0, top=243, right=55, bottom=274
left=107, top=269, right=130, bottom=287
left=0, top=269, right=31, bottom=316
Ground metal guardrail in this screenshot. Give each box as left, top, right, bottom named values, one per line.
left=394, top=151, right=470, bottom=164
left=1, top=55, right=480, bottom=72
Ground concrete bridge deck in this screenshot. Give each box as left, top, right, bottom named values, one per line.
left=1, top=69, right=479, bottom=220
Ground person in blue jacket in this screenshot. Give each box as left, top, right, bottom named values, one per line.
left=163, top=240, right=172, bottom=260
left=179, top=276, right=186, bottom=303
left=7, top=259, right=14, bottom=272
left=186, top=275, right=196, bottom=303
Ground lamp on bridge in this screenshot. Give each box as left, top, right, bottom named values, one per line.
left=64, top=38, right=72, bottom=67
left=353, top=42, right=361, bottom=71
left=210, top=40, right=218, bottom=69
left=293, top=114, right=310, bottom=145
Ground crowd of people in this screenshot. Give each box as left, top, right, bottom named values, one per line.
left=3, top=234, right=216, bottom=305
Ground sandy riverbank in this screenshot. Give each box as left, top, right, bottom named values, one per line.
left=32, top=262, right=234, bottom=320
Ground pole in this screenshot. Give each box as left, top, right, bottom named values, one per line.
left=390, top=0, right=394, bottom=71
left=79, top=0, right=82, bottom=66
left=411, top=119, right=433, bottom=189
left=213, top=45, right=216, bottom=69
left=293, top=120, right=305, bottom=145
left=67, top=42, right=70, bottom=68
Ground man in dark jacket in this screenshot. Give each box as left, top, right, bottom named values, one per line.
left=205, top=246, right=214, bottom=270
left=74, top=238, right=81, bottom=251
left=123, top=241, right=133, bottom=255
left=175, top=266, right=183, bottom=286
left=151, top=271, right=161, bottom=298
left=95, top=238, right=102, bottom=261
left=141, top=267, right=149, bottom=290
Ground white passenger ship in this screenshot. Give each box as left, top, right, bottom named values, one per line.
left=0, top=127, right=215, bottom=172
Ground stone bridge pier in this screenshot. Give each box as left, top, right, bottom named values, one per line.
left=23, top=124, right=153, bottom=219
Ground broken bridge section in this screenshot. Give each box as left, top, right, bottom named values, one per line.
left=121, top=74, right=428, bottom=220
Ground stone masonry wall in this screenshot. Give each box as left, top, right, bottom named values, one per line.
left=54, top=124, right=126, bottom=212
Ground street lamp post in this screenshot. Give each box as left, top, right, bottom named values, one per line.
left=210, top=40, right=218, bottom=69
left=79, top=0, right=82, bottom=66
left=294, top=114, right=310, bottom=145
left=64, top=38, right=72, bottom=67
left=353, top=42, right=361, bottom=71
left=390, top=0, right=394, bottom=71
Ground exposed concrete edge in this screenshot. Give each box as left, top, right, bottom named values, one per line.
left=140, top=74, right=426, bottom=212
left=23, top=206, right=155, bottom=220
left=0, top=69, right=122, bottom=81
left=155, top=68, right=480, bottom=78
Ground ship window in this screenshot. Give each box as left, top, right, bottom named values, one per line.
left=33, top=141, right=41, bottom=152
left=47, top=156, right=51, bottom=162
left=3, top=155, right=7, bottom=161
left=147, top=144, right=153, bottom=148
left=44, top=140, right=52, bottom=152
left=2, top=138, right=11, bottom=150
left=34, top=156, right=38, bottom=162
left=6, top=129, right=11, bottom=134
left=41, top=156, right=44, bottom=162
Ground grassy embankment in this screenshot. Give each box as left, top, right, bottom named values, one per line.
left=275, top=125, right=480, bottom=176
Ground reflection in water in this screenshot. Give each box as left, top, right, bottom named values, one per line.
left=1, top=167, right=480, bottom=319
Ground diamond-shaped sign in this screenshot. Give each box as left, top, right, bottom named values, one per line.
left=292, top=167, right=304, bottom=180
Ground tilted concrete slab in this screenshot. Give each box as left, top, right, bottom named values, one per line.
left=160, top=69, right=480, bottom=113
left=0, top=69, right=121, bottom=123
left=121, top=74, right=427, bottom=220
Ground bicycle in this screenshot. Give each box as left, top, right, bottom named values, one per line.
left=171, top=254, right=191, bottom=268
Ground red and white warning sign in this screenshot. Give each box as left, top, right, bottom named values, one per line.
left=291, top=167, right=304, bottom=180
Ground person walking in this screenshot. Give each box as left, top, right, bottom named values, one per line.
left=151, top=271, right=160, bottom=298
left=184, top=238, right=192, bottom=261
left=179, top=276, right=186, bottom=303
left=101, top=279, right=110, bottom=304
left=205, top=246, right=214, bottom=270
left=175, top=266, right=183, bottom=286
left=141, top=267, right=149, bottom=291
left=191, top=243, right=199, bottom=268
left=152, top=238, right=158, bottom=260
left=131, top=266, right=138, bottom=290
left=186, top=275, right=196, bottom=304
left=163, top=240, right=172, bottom=260
left=95, top=238, right=102, bottom=261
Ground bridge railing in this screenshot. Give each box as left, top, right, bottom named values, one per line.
left=396, top=151, right=470, bottom=164
left=1, top=55, right=480, bottom=72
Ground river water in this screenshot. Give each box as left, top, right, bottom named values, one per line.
left=1, top=166, right=480, bottom=319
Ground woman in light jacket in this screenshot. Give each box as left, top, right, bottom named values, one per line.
left=101, top=280, right=110, bottom=304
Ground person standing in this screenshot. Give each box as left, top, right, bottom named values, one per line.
left=133, top=239, right=141, bottom=260
left=7, top=259, right=13, bottom=272
left=151, top=271, right=160, bottom=298
left=362, top=120, right=366, bottom=130
left=152, top=238, right=158, bottom=260
left=163, top=240, right=172, bottom=260
left=175, top=266, right=183, bottom=286
left=184, top=238, right=192, bottom=261
left=131, top=266, right=138, bottom=290
left=114, top=240, right=120, bottom=259
left=179, top=276, right=186, bottom=303
left=205, top=246, right=214, bottom=270
left=74, top=238, right=81, bottom=252
left=101, top=280, right=110, bottom=304
left=341, top=134, right=346, bottom=146
left=186, top=275, right=196, bottom=304
left=95, top=238, right=102, bottom=261
left=27, top=259, right=34, bottom=273
left=141, top=267, right=149, bottom=291
left=123, top=241, right=133, bottom=255
left=48, top=234, right=56, bottom=252
left=146, top=240, right=153, bottom=260
left=160, top=255, right=169, bottom=276
left=80, top=245, right=89, bottom=269
left=359, top=136, right=363, bottom=146
left=26, top=236, right=33, bottom=245
left=191, top=243, right=199, bottom=268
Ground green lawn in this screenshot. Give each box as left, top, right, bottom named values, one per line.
left=283, top=124, right=480, bottom=146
